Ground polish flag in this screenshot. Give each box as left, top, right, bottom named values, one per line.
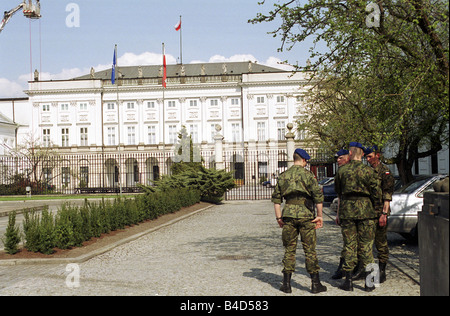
left=162, top=54, right=167, bottom=88
left=174, top=19, right=181, bottom=31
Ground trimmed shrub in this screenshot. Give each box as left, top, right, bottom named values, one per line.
left=8, top=186, right=201, bottom=255
left=39, top=209, right=55, bottom=255
left=2, top=211, right=21, bottom=255
left=54, top=205, right=74, bottom=250
left=23, top=208, right=41, bottom=252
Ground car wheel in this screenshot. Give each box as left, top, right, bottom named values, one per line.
left=400, top=225, right=418, bottom=243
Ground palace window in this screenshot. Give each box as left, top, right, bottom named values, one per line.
left=60, top=103, right=69, bottom=111
left=107, top=127, right=116, bottom=145
left=232, top=123, right=241, bottom=143
left=168, top=125, right=178, bottom=144
left=79, top=103, right=88, bottom=111
left=277, top=121, right=286, bottom=141
left=127, top=126, right=136, bottom=145
left=61, top=128, right=69, bottom=147
left=257, top=122, right=266, bottom=141
left=80, top=127, right=88, bottom=146
left=43, top=129, right=51, bottom=147
left=148, top=125, right=156, bottom=144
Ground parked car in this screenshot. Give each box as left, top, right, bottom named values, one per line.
left=330, top=197, right=338, bottom=212
left=322, top=179, right=337, bottom=203
left=318, top=177, right=334, bottom=187
left=388, top=174, right=447, bottom=240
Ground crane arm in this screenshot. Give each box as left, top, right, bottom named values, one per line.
left=1, top=2, right=25, bottom=33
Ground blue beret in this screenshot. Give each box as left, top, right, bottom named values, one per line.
left=364, top=145, right=379, bottom=155
left=295, top=148, right=311, bottom=161
left=335, top=149, right=349, bottom=157
left=349, top=142, right=364, bottom=149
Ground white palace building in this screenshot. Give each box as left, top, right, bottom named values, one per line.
left=27, top=61, right=308, bottom=152
left=0, top=61, right=448, bottom=196
left=0, top=62, right=322, bottom=196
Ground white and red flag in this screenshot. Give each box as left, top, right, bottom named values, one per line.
left=162, top=44, right=167, bottom=88
left=174, top=19, right=181, bottom=31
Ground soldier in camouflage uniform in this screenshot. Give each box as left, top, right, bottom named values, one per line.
left=365, top=145, right=395, bottom=283
left=331, top=149, right=350, bottom=280
left=272, top=148, right=327, bottom=294
left=334, top=142, right=382, bottom=292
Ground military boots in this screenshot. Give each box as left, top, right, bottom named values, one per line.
left=310, top=273, right=327, bottom=294
left=352, top=261, right=365, bottom=280
left=339, top=271, right=354, bottom=291
left=379, top=262, right=387, bottom=283
left=331, top=258, right=344, bottom=279
left=280, top=273, right=292, bottom=293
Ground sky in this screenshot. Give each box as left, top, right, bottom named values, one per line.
left=0, top=0, right=314, bottom=98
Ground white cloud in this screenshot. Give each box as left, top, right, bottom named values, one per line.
left=0, top=78, right=27, bottom=98
left=207, top=54, right=258, bottom=64
left=191, top=54, right=295, bottom=72
left=119, top=52, right=177, bottom=67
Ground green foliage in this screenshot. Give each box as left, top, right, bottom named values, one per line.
left=251, top=0, right=449, bottom=183
left=2, top=211, right=21, bottom=255
left=39, top=209, right=55, bottom=255
left=141, top=165, right=235, bottom=204
left=5, top=187, right=201, bottom=255
left=23, top=209, right=41, bottom=252
left=54, top=205, right=74, bottom=250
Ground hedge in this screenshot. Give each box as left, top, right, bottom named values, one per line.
left=3, top=187, right=201, bottom=255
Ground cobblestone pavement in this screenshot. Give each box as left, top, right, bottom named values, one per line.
left=0, top=200, right=420, bottom=296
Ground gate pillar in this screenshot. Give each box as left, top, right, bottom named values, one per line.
left=214, top=124, right=225, bottom=170
left=285, top=123, right=295, bottom=168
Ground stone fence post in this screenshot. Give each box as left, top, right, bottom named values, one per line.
left=214, top=124, right=225, bottom=170
left=285, top=123, right=295, bottom=168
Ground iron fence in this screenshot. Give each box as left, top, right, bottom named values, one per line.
left=0, top=151, right=212, bottom=195
left=0, top=148, right=334, bottom=199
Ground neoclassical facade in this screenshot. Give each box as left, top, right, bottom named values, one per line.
left=25, top=62, right=310, bottom=153
left=0, top=62, right=319, bottom=194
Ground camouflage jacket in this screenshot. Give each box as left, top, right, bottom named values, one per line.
left=373, top=163, right=395, bottom=215
left=334, top=160, right=382, bottom=220
left=271, top=165, right=324, bottom=219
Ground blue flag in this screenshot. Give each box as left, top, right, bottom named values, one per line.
left=111, top=46, right=116, bottom=84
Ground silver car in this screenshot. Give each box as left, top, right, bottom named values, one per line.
left=388, top=174, right=447, bottom=240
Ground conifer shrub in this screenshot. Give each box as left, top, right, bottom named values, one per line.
left=4, top=186, right=202, bottom=255
left=2, top=211, right=21, bottom=255
left=39, top=209, right=55, bottom=255
left=23, top=209, right=41, bottom=252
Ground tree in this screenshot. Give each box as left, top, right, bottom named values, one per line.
left=251, top=0, right=449, bottom=183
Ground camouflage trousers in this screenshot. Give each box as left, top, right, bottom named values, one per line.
left=281, top=217, right=320, bottom=274
left=340, top=219, right=376, bottom=272
left=375, top=220, right=389, bottom=263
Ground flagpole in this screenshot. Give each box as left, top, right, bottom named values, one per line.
left=162, top=43, right=166, bottom=160
left=179, top=15, right=183, bottom=64
left=114, top=44, right=123, bottom=196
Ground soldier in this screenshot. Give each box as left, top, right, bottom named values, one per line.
left=334, top=142, right=382, bottom=292
left=272, top=148, right=327, bottom=294
left=331, top=149, right=350, bottom=280
left=364, top=145, right=395, bottom=283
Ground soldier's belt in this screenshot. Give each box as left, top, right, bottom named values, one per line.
left=285, top=198, right=306, bottom=205
left=342, top=194, right=370, bottom=201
